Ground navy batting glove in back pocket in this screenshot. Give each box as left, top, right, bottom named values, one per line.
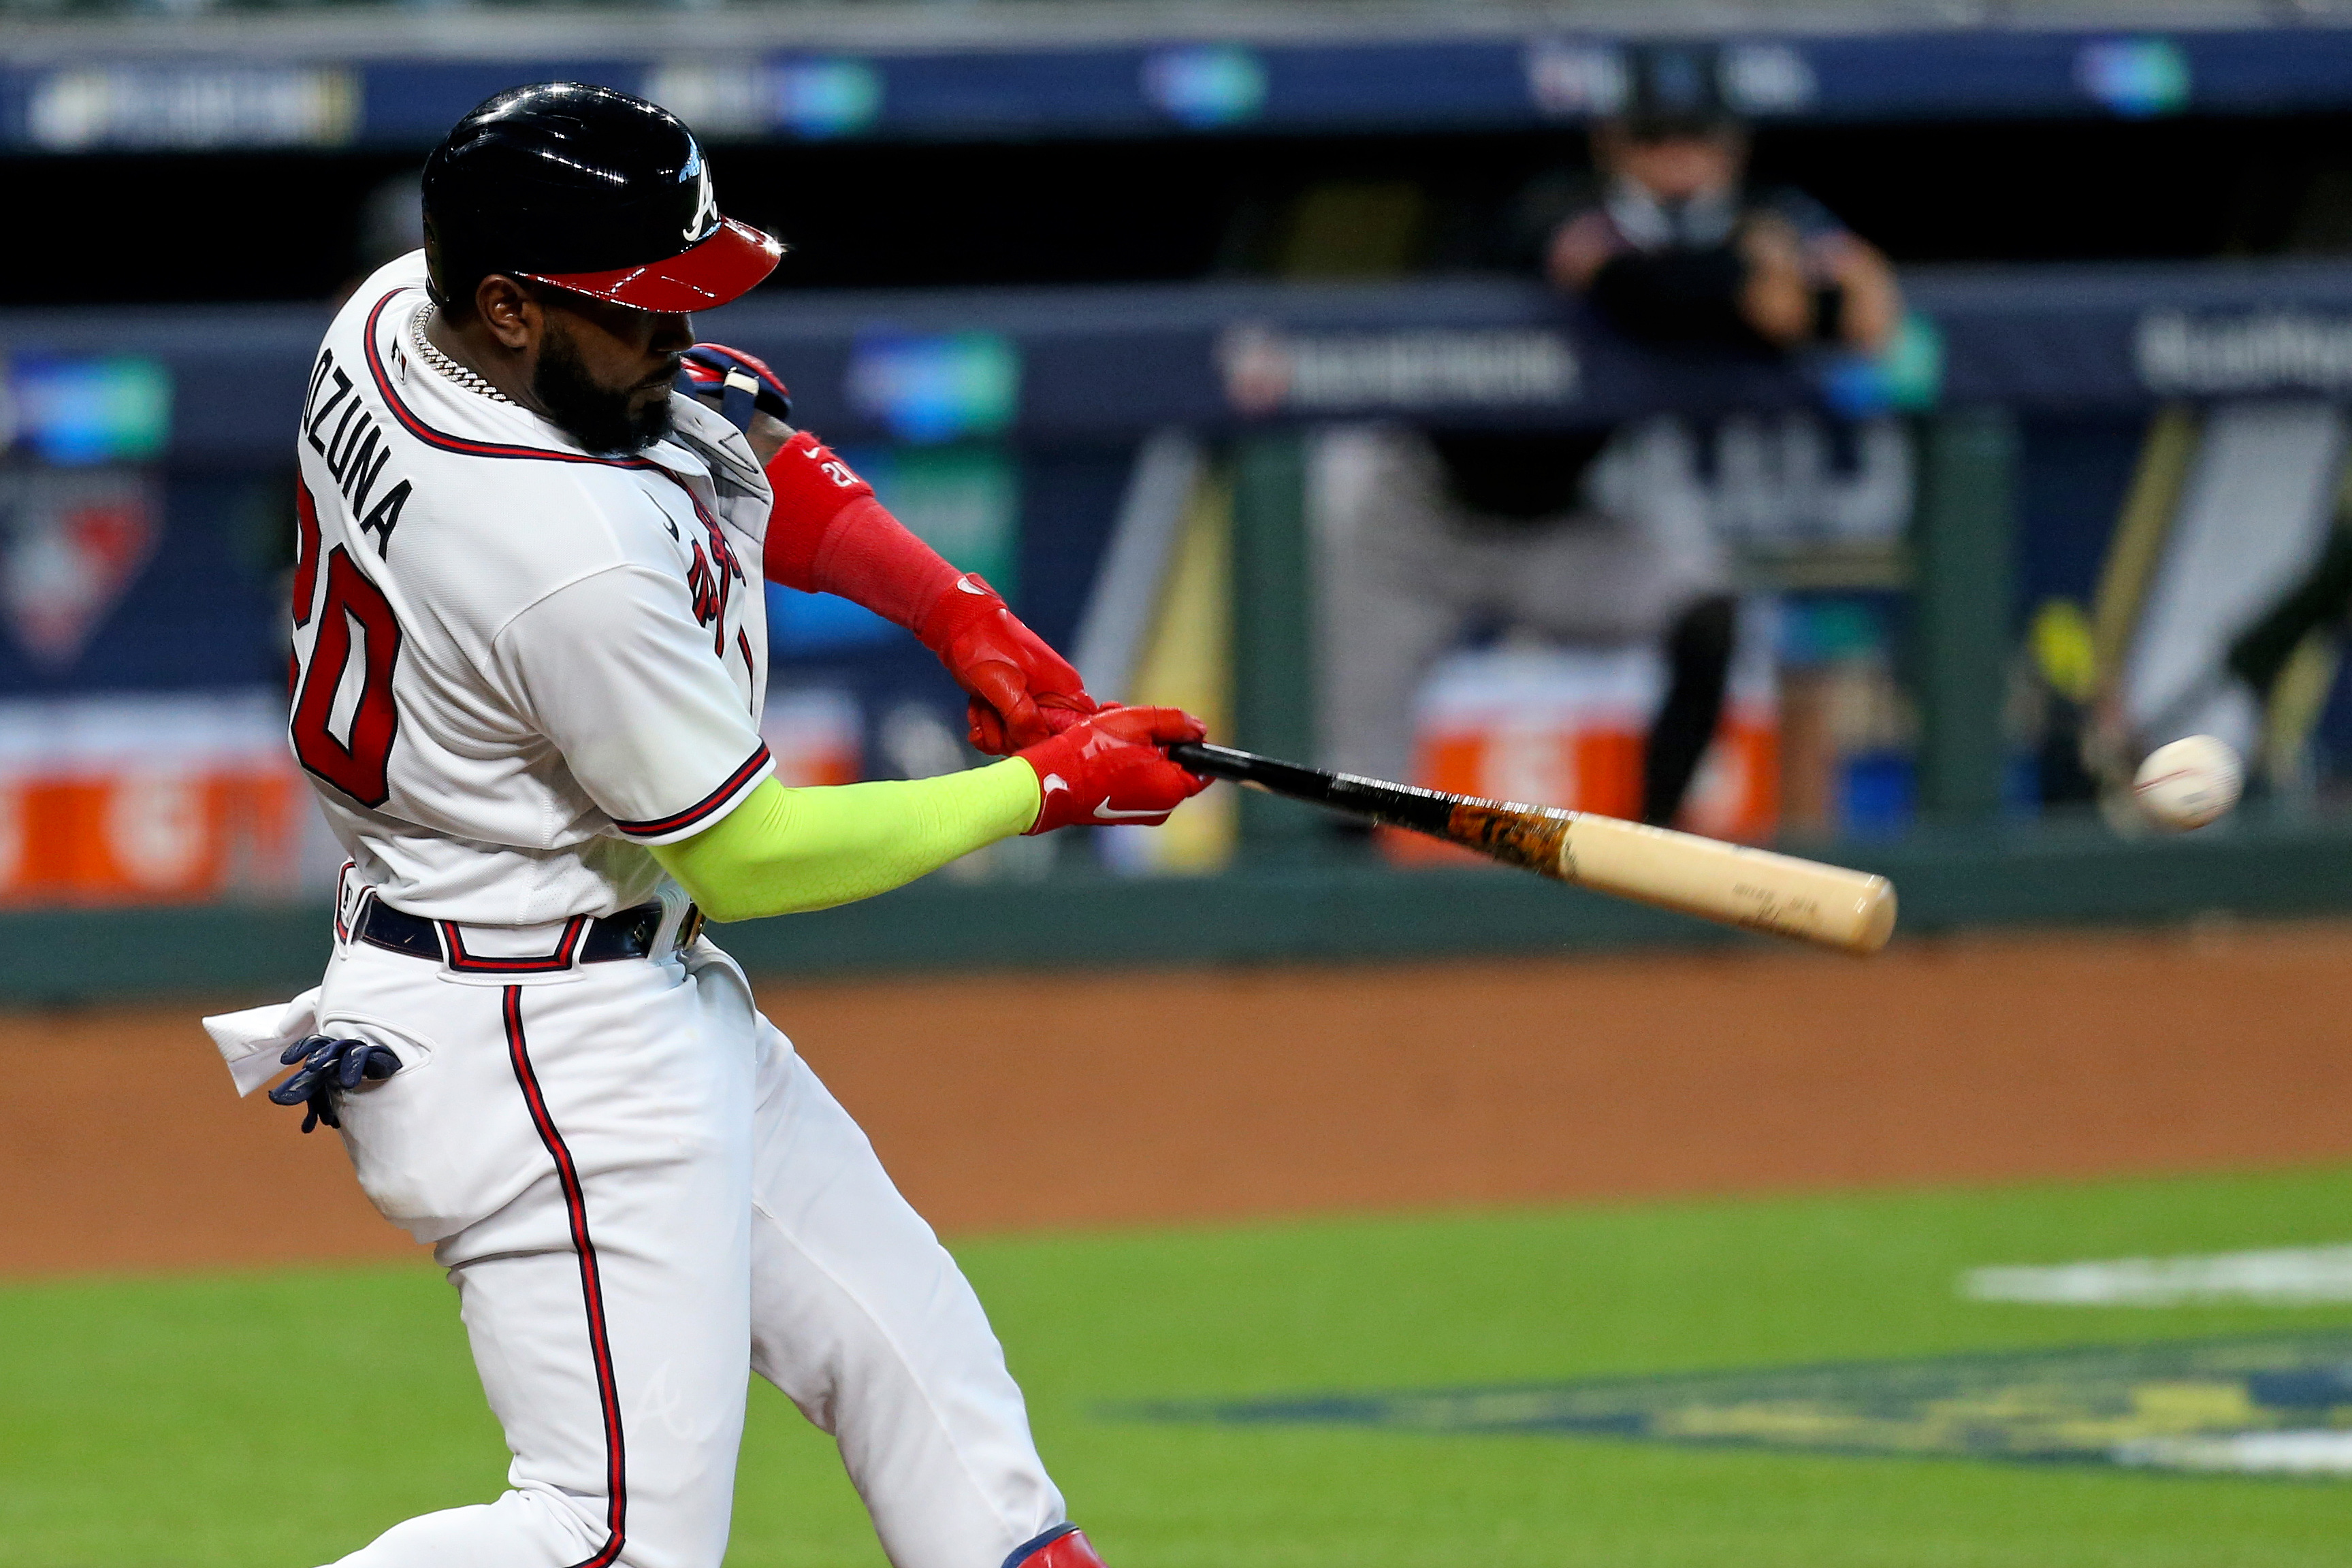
left=269, top=1035, right=402, bottom=1134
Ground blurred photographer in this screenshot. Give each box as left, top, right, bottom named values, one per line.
left=1327, top=45, right=1903, bottom=829
left=1544, top=48, right=1899, bottom=357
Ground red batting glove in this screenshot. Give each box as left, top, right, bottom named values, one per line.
left=1018, top=706, right=1211, bottom=834
left=762, top=435, right=1100, bottom=750
left=918, top=573, right=1099, bottom=754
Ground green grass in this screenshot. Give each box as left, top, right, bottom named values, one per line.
left=14, top=1166, right=2352, bottom=1566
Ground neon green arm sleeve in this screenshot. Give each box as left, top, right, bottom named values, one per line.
left=649, top=760, right=1041, bottom=923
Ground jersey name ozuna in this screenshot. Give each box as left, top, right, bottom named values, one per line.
left=291, top=254, right=773, bottom=925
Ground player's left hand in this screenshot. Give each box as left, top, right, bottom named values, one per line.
left=675, top=343, right=793, bottom=434
left=1017, top=704, right=1211, bottom=834
left=268, top=1034, right=402, bottom=1134
left=918, top=574, right=1099, bottom=753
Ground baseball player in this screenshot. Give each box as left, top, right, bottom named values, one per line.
left=202, top=83, right=1207, bottom=1568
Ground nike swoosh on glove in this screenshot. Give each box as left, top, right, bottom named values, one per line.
left=676, top=343, right=792, bottom=434
left=918, top=572, right=1099, bottom=754
left=1018, top=706, right=1211, bottom=834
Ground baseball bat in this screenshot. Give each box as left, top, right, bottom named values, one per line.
left=1167, top=741, right=1895, bottom=956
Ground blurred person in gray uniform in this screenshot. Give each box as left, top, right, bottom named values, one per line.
left=1315, top=418, right=1725, bottom=822
left=1319, top=42, right=1900, bottom=826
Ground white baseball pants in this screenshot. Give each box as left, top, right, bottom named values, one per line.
left=306, top=921, right=1066, bottom=1568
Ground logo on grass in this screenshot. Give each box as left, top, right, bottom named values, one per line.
left=1127, top=1333, right=2352, bottom=1475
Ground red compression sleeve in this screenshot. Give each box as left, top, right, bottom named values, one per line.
left=762, top=431, right=961, bottom=632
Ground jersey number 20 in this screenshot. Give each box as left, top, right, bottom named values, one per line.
left=291, top=543, right=404, bottom=808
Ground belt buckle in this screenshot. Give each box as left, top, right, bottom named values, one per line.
left=677, top=904, right=705, bottom=951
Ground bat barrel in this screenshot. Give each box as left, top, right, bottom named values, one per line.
left=1556, top=815, right=1897, bottom=956
left=1166, top=739, right=1896, bottom=956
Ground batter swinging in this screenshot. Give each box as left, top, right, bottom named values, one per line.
left=202, top=83, right=1207, bottom=1568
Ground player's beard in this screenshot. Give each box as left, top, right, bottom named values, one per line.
left=532, top=322, right=675, bottom=456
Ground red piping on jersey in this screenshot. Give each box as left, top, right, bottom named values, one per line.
left=611, top=743, right=771, bottom=840
left=504, top=986, right=628, bottom=1568
left=359, top=290, right=752, bottom=578
left=361, top=293, right=660, bottom=470
left=440, top=914, right=590, bottom=974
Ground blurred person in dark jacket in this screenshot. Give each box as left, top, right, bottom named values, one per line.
left=1543, top=47, right=1899, bottom=357
left=1320, top=42, right=1901, bottom=828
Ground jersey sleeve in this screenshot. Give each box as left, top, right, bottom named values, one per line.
left=494, top=564, right=773, bottom=845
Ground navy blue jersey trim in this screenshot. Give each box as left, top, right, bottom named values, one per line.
left=611, top=743, right=771, bottom=840
left=1002, top=1524, right=1082, bottom=1568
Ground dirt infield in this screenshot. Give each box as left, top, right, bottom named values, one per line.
left=6, top=919, right=2352, bottom=1276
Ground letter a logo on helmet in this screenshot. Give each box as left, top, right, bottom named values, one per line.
left=679, top=145, right=719, bottom=245
left=423, top=82, right=782, bottom=314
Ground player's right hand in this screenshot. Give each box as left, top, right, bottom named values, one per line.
left=1017, top=706, right=1211, bottom=834
left=918, top=573, right=1099, bottom=754
left=676, top=343, right=793, bottom=431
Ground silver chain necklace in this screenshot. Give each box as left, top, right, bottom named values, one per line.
left=409, top=303, right=514, bottom=405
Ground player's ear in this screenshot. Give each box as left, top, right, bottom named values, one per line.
left=474, top=274, right=539, bottom=351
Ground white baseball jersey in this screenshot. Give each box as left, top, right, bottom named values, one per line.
left=207, top=250, right=1072, bottom=1568
left=290, top=253, right=773, bottom=924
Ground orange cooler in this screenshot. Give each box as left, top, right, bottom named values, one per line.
left=1387, top=647, right=1778, bottom=865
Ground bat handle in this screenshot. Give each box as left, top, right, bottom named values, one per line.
left=1167, top=742, right=1272, bottom=785
left=1164, top=741, right=1442, bottom=829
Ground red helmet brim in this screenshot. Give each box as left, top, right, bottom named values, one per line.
left=523, top=216, right=783, bottom=312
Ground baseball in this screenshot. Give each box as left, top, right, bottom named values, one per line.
left=2131, top=735, right=2242, bottom=832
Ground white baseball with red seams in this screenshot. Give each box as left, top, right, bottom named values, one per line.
left=2132, top=734, right=2244, bottom=832
left=202, top=255, right=1076, bottom=1568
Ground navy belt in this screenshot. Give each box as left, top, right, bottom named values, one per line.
left=353, top=896, right=700, bottom=973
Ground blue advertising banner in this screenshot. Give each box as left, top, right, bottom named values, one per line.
left=12, top=28, right=2352, bottom=152
left=9, top=262, right=2352, bottom=463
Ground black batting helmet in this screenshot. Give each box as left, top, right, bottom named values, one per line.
left=421, top=82, right=782, bottom=314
